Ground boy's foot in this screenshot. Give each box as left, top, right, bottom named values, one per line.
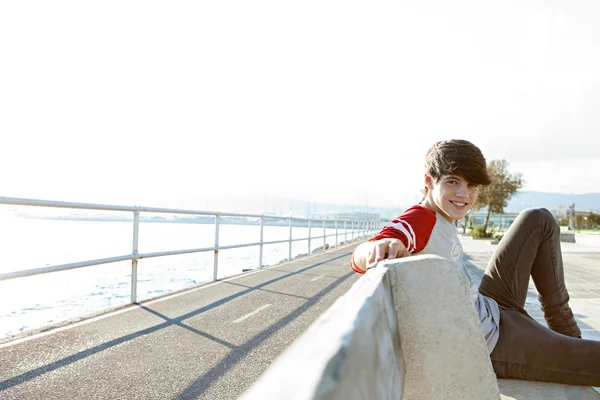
left=543, top=303, right=582, bottom=338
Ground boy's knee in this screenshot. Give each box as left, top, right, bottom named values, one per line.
left=520, top=208, right=558, bottom=230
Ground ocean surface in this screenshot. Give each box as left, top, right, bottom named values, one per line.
left=0, top=216, right=361, bottom=339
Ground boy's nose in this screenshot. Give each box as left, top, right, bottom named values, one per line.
left=456, top=185, right=469, bottom=197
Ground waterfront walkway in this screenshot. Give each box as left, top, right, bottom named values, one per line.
left=1, top=238, right=599, bottom=399
left=0, top=244, right=363, bottom=400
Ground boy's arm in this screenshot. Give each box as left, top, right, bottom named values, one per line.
left=351, top=206, right=436, bottom=273
left=351, top=238, right=410, bottom=273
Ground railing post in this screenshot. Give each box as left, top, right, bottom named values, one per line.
left=344, top=220, right=347, bottom=243
left=213, top=214, right=220, bottom=281
left=131, top=209, right=140, bottom=304
left=308, top=219, right=312, bottom=256
left=351, top=221, right=354, bottom=240
left=335, top=220, right=338, bottom=249
left=322, top=220, right=326, bottom=252
left=288, top=217, right=293, bottom=261
left=259, top=215, right=264, bottom=269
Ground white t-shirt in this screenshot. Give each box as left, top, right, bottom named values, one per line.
left=352, top=204, right=500, bottom=353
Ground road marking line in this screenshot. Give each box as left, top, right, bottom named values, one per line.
left=310, top=276, right=323, bottom=282
left=233, top=304, right=271, bottom=323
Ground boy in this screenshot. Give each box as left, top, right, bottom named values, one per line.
left=351, top=139, right=600, bottom=386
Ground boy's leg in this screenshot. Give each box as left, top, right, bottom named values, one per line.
left=478, top=208, right=580, bottom=337
left=490, top=308, right=600, bottom=386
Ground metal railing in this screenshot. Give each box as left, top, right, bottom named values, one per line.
left=0, top=196, right=381, bottom=304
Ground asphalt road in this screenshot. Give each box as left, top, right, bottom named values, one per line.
left=0, top=243, right=363, bottom=400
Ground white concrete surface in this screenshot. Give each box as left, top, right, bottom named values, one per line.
left=386, top=255, right=499, bottom=400
left=240, top=266, right=404, bottom=400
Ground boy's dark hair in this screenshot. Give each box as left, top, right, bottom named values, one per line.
left=424, top=139, right=491, bottom=194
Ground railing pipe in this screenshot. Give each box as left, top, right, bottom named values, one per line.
left=334, top=220, right=338, bottom=249
left=322, top=220, right=326, bottom=252
left=308, top=220, right=312, bottom=256
left=0, top=196, right=379, bottom=285
left=344, top=221, right=348, bottom=243
left=131, top=210, right=140, bottom=304
left=259, top=216, right=264, bottom=269
left=0, top=254, right=134, bottom=281
left=288, top=218, right=293, bottom=261
left=213, top=214, right=220, bottom=281
left=0, top=196, right=332, bottom=221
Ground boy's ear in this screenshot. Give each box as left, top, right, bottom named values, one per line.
left=424, top=174, right=435, bottom=191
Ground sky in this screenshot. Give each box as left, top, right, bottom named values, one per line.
left=1, top=0, right=600, bottom=213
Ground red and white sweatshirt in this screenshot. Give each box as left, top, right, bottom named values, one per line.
left=351, top=204, right=500, bottom=353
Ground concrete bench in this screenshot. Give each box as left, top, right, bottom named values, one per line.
left=240, top=255, right=600, bottom=400
left=561, top=232, right=576, bottom=243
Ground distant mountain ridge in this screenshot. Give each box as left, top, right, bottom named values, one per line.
left=506, top=191, right=600, bottom=213
left=201, top=192, right=600, bottom=219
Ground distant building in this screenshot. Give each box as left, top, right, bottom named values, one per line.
left=328, top=211, right=381, bottom=221
left=468, top=211, right=520, bottom=229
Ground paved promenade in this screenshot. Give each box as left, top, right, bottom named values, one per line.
left=1, top=236, right=599, bottom=399
left=0, top=244, right=362, bottom=400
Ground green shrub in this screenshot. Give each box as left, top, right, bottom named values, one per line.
left=469, top=225, right=494, bottom=238
left=493, top=231, right=504, bottom=242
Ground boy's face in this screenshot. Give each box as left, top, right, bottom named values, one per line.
left=423, top=174, right=479, bottom=222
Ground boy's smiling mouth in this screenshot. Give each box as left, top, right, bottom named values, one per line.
left=450, top=201, right=467, bottom=207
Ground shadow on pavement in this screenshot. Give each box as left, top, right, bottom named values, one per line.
left=173, top=270, right=355, bottom=399
left=0, top=252, right=353, bottom=392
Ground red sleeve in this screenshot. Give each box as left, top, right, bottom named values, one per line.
left=350, top=205, right=436, bottom=274
left=368, top=205, right=436, bottom=254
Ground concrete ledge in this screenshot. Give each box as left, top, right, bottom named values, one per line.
left=242, top=255, right=600, bottom=400
left=240, top=265, right=404, bottom=400
left=386, top=255, right=499, bottom=399
left=561, top=232, right=576, bottom=243
left=499, top=379, right=600, bottom=399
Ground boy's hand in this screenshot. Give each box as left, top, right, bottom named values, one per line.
left=367, top=238, right=410, bottom=266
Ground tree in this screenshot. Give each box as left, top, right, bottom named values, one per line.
left=474, top=159, right=524, bottom=234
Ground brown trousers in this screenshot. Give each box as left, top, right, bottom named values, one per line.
left=478, top=208, right=600, bottom=386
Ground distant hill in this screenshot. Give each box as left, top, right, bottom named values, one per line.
left=306, top=191, right=600, bottom=219
left=506, top=191, right=600, bottom=213
left=201, top=192, right=600, bottom=220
